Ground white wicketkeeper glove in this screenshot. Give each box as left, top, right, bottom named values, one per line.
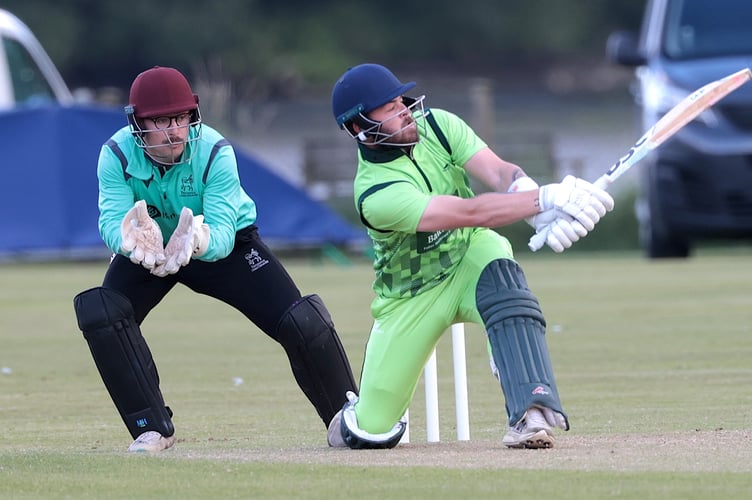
left=151, top=207, right=210, bottom=277
left=120, top=200, right=166, bottom=270
left=508, top=177, right=585, bottom=253
left=538, top=175, right=615, bottom=231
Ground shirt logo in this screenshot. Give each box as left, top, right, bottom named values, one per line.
left=180, top=174, right=197, bottom=197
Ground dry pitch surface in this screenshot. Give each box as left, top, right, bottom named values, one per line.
left=175, top=429, right=752, bottom=472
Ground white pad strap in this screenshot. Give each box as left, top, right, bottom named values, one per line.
left=340, top=392, right=406, bottom=448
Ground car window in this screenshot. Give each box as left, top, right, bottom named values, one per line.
left=663, top=0, right=752, bottom=59
left=2, top=35, right=56, bottom=104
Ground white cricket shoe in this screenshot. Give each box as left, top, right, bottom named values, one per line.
left=127, top=431, right=176, bottom=453
left=327, top=409, right=347, bottom=447
left=502, top=407, right=555, bottom=449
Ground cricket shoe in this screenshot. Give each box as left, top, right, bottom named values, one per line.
left=502, top=407, right=555, bottom=449
left=128, top=431, right=176, bottom=453
left=327, top=409, right=347, bottom=447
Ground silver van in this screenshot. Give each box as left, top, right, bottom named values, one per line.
left=0, top=8, right=72, bottom=110
left=607, top=0, right=752, bottom=258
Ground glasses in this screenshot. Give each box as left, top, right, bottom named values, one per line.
left=148, top=112, right=192, bottom=130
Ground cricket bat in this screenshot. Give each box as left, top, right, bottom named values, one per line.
left=529, top=67, right=752, bottom=252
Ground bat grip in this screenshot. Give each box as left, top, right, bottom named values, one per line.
left=593, top=174, right=612, bottom=191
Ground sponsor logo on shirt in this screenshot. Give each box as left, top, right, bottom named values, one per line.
left=146, top=205, right=162, bottom=219
left=417, top=229, right=451, bottom=253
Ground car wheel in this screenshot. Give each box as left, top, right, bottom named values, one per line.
left=638, top=163, right=690, bottom=259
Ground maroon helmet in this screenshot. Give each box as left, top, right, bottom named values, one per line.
left=128, top=66, right=198, bottom=118
left=125, top=66, right=202, bottom=164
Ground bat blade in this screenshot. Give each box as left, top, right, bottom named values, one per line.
left=596, top=67, right=752, bottom=189
left=529, top=67, right=752, bottom=252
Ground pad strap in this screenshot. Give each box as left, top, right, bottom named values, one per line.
left=337, top=392, right=406, bottom=449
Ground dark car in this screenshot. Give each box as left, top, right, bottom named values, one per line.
left=607, top=0, right=752, bottom=258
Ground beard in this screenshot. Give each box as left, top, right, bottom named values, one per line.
left=383, top=119, right=419, bottom=145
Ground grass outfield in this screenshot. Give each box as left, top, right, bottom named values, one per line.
left=1, top=248, right=751, bottom=498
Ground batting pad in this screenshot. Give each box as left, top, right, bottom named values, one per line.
left=476, top=259, right=569, bottom=429
left=74, top=287, right=174, bottom=439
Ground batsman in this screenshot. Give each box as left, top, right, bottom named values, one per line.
left=327, top=64, right=614, bottom=449
left=73, top=66, right=358, bottom=452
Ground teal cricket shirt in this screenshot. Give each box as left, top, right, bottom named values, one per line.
left=97, top=124, right=256, bottom=262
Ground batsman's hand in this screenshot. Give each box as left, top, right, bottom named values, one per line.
left=120, top=200, right=166, bottom=270
left=509, top=176, right=550, bottom=232
left=508, top=176, right=579, bottom=252
left=536, top=216, right=590, bottom=252
left=151, top=207, right=210, bottom=277
left=539, top=175, right=615, bottom=230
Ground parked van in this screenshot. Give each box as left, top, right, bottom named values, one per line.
left=0, top=8, right=72, bottom=109
left=607, top=0, right=752, bottom=258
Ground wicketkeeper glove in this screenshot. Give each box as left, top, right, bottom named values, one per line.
left=120, top=200, right=166, bottom=270
left=151, top=207, right=210, bottom=277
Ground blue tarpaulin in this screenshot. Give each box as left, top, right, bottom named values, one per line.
left=0, top=105, right=364, bottom=258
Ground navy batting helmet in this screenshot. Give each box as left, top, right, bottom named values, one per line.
left=331, top=63, right=416, bottom=128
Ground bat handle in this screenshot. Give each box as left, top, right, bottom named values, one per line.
left=593, top=174, right=612, bottom=191
left=527, top=174, right=613, bottom=252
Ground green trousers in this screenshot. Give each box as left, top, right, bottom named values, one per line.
left=355, top=228, right=514, bottom=433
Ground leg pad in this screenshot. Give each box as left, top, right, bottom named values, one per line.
left=276, top=294, right=357, bottom=426
left=74, top=287, right=174, bottom=438
left=476, top=259, right=569, bottom=428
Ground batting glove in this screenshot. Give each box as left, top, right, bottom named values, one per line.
left=541, top=216, right=589, bottom=252
left=509, top=177, right=582, bottom=252
left=539, top=175, right=615, bottom=230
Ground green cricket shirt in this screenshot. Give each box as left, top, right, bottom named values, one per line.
left=97, top=124, right=256, bottom=262
left=353, top=108, right=488, bottom=298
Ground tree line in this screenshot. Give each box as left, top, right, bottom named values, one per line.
left=5, top=0, right=644, bottom=99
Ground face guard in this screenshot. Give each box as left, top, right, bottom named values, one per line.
left=345, top=95, right=427, bottom=146
left=126, top=106, right=203, bottom=165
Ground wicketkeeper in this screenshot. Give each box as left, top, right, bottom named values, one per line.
left=327, top=63, right=614, bottom=449
left=73, top=66, right=358, bottom=452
